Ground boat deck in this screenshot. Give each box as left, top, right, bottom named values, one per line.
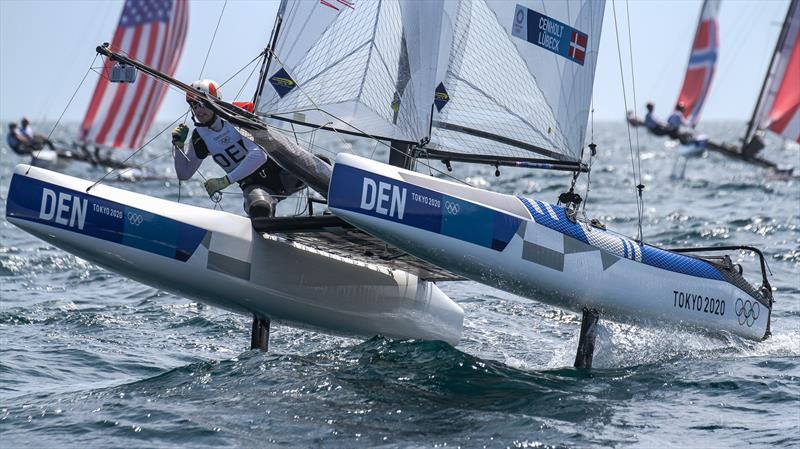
left=252, top=215, right=464, bottom=282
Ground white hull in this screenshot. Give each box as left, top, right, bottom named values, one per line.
left=30, top=149, right=62, bottom=170
left=328, top=154, right=771, bottom=341
left=5, top=165, right=463, bottom=344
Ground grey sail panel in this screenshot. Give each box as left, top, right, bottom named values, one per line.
left=256, top=0, right=443, bottom=144
left=429, top=0, right=605, bottom=162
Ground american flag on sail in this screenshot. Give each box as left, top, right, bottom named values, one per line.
left=80, top=0, right=188, bottom=149
left=676, top=0, right=720, bottom=126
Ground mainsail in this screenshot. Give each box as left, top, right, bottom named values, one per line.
left=675, top=0, right=720, bottom=127
left=80, top=0, right=188, bottom=149
left=745, top=0, right=800, bottom=144
left=429, top=0, right=605, bottom=163
left=256, top=0, right=443, bottom=144
left=257, top=0, right=604, bottom=166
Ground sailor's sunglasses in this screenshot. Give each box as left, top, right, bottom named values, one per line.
left=188, top=100, right=209, bottom=110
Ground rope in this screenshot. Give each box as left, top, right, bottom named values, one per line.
left=625, top=0, right=645, bottom=242
left=86, top=113, right=187, bottom=192
left=26, top=54, right=99, bottom=175
left=612, top=0, right=645, bottom=242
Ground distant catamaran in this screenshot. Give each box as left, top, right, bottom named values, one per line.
left=30, top=0, right=188, bottom=171
left=629, top=0, right=798, bottom=174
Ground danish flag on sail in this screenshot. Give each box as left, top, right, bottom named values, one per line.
left=80, top=0, right=188, bottom=149
left=676, top=0, right=720, bottom=126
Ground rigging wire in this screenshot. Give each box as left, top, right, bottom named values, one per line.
left=232, top=55, right=263, bottom=102
left=198, top=0, right=228, bottom=79
left=26, top=53, right=99, bottom=175
left=260, top=50, right=473, bottom=187
left=87, top=112, right=188, bottom=192
left=625, top=0, right=645, bottom=241
left=612, top=0, right=645, bottom=242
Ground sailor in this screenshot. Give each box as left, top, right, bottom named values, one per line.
left=643, top=102, right=671, bottom=135
left=664, top=102, right=698, bottom=144
left=6, top=122, right=36, bottom=155
left=19, top=117, right=56, bottom=151
left=667, top=103, right=691, bottom=132
left=171, top=79, right=304, bottom=219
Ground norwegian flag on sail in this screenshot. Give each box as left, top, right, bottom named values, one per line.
left=80, top=0, right=188, bottom=149
left=676, top=0, right=720, bottom=126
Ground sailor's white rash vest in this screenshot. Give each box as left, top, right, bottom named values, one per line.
left=192, top=119, right=268, bottom=183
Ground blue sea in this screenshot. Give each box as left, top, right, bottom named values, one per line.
left=1, top=122, right=799, bottom=448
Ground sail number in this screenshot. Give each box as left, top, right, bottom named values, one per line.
left=673, top=290, right=725, bottom=316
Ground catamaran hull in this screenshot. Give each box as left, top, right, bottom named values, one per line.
left=328, top=154, right=771, bottom=341
left=5, top=165, right=463, bottom=345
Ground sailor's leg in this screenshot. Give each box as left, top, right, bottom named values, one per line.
left=243, top=184, right=277, bottom=219
left=574, top=307, right=600, bottom=369
left=250, top=314, right=270, bottom=351
left=679, top=157, right=689, bottom=179
left=671, top=156, right=681, bottom=179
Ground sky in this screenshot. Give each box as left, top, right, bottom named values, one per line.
left=0, top=0, right=792, bottom=126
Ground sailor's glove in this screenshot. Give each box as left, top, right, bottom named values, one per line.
left=205, top=175, right=231, bottom=196
left=172, top=124, right=189, bottom=148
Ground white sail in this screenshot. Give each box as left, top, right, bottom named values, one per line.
left=429, top=0, right=605, bottom=162
left=256, top=0, right=443, bottom=144
left=747, top=0, right=800, bottom=144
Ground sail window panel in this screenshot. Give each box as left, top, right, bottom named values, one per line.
left=432, top=0, right=604, bottom=163
left=258, top=0, right=437, bottom=143
left=432, top=0, right=571, bottom=161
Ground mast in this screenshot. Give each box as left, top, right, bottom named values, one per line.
left=252, top=0, right=287, bottom=106
left=744, top=0, right=798, bottom=144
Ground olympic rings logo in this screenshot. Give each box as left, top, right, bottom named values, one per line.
left=735, top=298, right=760, bottom=327
left=127, top=212, right=143, bottom=226
left=444, top=200, right=460, bottom=215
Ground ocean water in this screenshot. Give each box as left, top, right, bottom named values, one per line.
left=1, top=122, right=798, bottom=448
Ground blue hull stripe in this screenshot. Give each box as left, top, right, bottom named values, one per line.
left=329, top=165, right=520, bottom=252
left=6, top=174, right=207, bottom=262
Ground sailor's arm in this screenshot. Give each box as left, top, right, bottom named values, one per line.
left=173, top=143, right=203, bottom=181
left=171, top=125, right=202, bottom=181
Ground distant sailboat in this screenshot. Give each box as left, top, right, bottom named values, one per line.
left=677, top=0, right=720, bottom=128
left=628, top=0, right=796, bottom=175
left=740, top=0, right=800, bottom=154
left=33, top=0, right=189, bottom=172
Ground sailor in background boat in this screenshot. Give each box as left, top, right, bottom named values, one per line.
left=171, top=79, right=305, bottom=220
left=667, top=102, right=695, bottom=137
left=19, top=117, right=56, bottom=151
left=7, top=120, right=57, bottom=155
left=643, top=102, right=672, bottom=136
